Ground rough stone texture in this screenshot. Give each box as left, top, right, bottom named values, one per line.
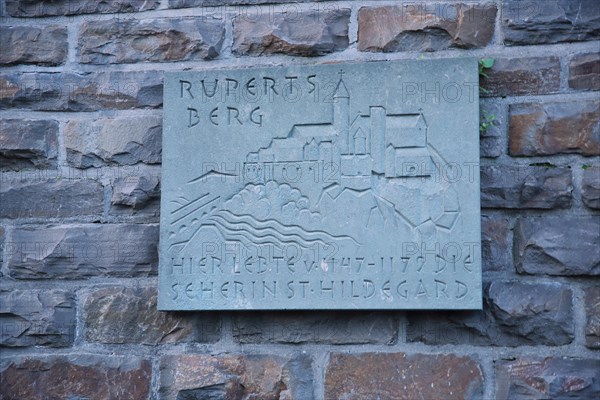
left=6, top=0, right=159, bottom=17
left=0, top=71, right=163, bottom=111
left=514, top=217, right=600, bottom=276
left=325, top=352, right=483, bottom=399
left=79, top=18, right=225, bottom=64
left=569, top=53, right=600, bottom=91
left=502, top=0, right=600, bottom=46
left=233, top=9, right=350, bottom=56
left=480, top=57, right=561, bottom=97
left=509, top=100, right=600, bottom=156
left=7, top=224, right=158, bottom=279
left=479, top=101, right=505, bottom=158
left=232, top=311, right=398, bottom=344
left=64, top=116, right=162, bottom=168
left=582, top=166, right=600, bottom=209
left=0, top=289, right=76, bottom=347
left=0, top=179, right=103, bottom=219
left=495, top=357, right=600, bottom=400
left=407, top=281, right=574, bottom=346
left=170, top=0, right=316, bottom=6
left=0, top=26, right=67, bottom=66
left=0, top=226, right=4, bottom=275
left=84, top=286, right=218, bottom=344
left=480, top=165, right=573, bottom=209
left=358, top=3, right=497, bottom=52
left=481, top=215, right=511, bottom=272
left=0, top=355, right=152, bottom=400
left=0, top=119, right=58, bottom=170
left=160, top=353, right=314, bottom=399
left=584, top=286, right=600, bottom=349
left=110, top=176, right=161, bottom=216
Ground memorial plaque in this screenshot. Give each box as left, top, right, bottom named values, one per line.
left=159, top=59, right=482, bottom=310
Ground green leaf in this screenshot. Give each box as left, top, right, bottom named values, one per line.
left=480, top=58, right=495, bottom=69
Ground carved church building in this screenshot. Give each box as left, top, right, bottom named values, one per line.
left=245, top=72, right=436, bottom=190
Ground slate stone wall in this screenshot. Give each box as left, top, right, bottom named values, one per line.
left=0, top=0, right=598, bottom=399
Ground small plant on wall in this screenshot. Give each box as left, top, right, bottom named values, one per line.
left=479, top=58, right=496, bottom=134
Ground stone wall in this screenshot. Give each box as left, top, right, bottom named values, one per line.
left=1, top=0, right=599, bottom=398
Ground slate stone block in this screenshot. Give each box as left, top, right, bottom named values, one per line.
left=479, top=101, right=506, bottom=158
left=6, top=0, right=159, bottom=17
left=582, top=166, right=600, bottom=209
left=232, top=311, right=398, bottom=344
left=160, top=353, right=314, bottom=399
left=480, top=57, right=561, bottom=97
left=502, top=0, right=600, bottom=46
left=514, top=217, right=600, bottom=276
left=7, top=224, right=158, bottom=279
left=79, top=18, right=225, bottom=64
left=0, top=26, right=67, bottom=66
left=84, top=286, right=219, bottom=344
left=0, top=355, right=152, bottom=399
left=110, top=176, right=161, bottom=216
left=325, top=352, right=483, bottom=400
left=584, top=286, right=600, bottom=349
left=481, top=215, right=511, bottom=272
left=0, top=289, right=76, bottom=347
left=480, top=165, right=573, bottom=209
left=0, top=119, right=59, bottom=170
left=169, top=0, right=315, bottom=7
left=407, top=281, right=574, bottom=346
left=509, top=100, right=600, bottom=156
left=233, top=8, right=350, bottom=56
left=358, top=3, right=497, bottom=52
left=569, top=53, right=600, bottom=91
left=0, top=71, right=163, bottom=111
left=64, top=116, right=162, bottom=168
left=0, top=179, right=103, bottom=219
left=495, top=357, right=600, bottom=400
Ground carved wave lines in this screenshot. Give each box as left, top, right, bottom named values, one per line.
left=207, top=210, right=361, bottom=247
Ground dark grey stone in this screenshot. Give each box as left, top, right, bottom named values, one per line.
left=481, top=165, right=573, bottom=209
left=514, top=217, right=600, bottom=276
left=6, top=0, right=159, bottom=17
left=160, top=59, right=482, bottom=310
left=0, top=26, right=67, bottom=65
left=0, top=119, right=59, bottom=170
left=582, top=166, right=600, bottom=209
left=479, top=101, right=505, bottom=158
left=110, top=176, right=161, bottom=216
left=64, top=116, right=162, bottom=167
left=79, top=18, right=225, bottom=64
left=233, top=8, right=350, bottom=56
left=0, top=179, right=103, bottom=219
left=502, top=0, right=600, bottom=46
left=481, top=215, right=511, bottom=272
left=585, top=286, right=600, bottom=349
left=0, top=289, right=76, bottom=347
left=7, top=224, right=158, bottom=279
left=0, top=71, right=163, bottom=111
left=169, top=0, right=318, bottom=7
left=232, top=311, right=398, bottom=344
left=407, top=281, right=574, bottom=346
